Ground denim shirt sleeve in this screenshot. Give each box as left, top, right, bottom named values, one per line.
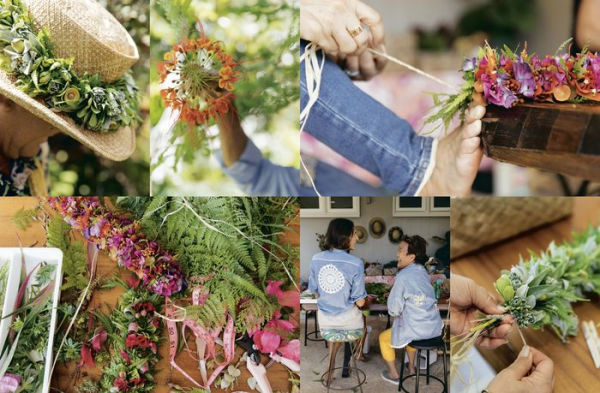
left=349, top=268, right=367, bottom=303
left=387, top=277, right=405, bottom=317
left=215, top=139, right=300, bottom=196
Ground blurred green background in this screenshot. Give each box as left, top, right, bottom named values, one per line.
left=48, top=0, right=150, bottom=196
left=150, top=0, right=300, bottom=196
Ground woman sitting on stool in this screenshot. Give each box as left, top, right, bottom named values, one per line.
left=379, top=235, right=444, bottom=384
left=308, top=218, right=367, bottom=380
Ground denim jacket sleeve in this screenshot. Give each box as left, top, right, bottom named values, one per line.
left=349, top=268, right=367, bottom=303
left=215, top=139, right=300, bottom=196
left=387, top=279, right=405, bottom=317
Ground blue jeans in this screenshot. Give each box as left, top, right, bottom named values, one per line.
left=300, top=40, right=434, bottom=195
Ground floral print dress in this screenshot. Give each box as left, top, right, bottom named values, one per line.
left=0, top=154, right=37, bottom=196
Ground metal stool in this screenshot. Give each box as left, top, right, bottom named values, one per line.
left=398, top=335, right=447, bottom=393
left=304, top=309, right=327, bottom=348
left=321, top=339, right=366, bottom=393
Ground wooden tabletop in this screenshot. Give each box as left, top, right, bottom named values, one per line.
left=0, top=197, right=298, bottom=393
left=482, top=102, right=600, bottom=182
left=452, top=198, right=600, bottom=393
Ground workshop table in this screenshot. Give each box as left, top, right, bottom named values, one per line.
left=451, top=197, right=600, bottom=393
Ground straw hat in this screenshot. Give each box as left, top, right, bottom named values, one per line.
left=0, top=0, right=139, bottom=161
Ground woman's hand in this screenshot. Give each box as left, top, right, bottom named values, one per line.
left=486, top=346, right=555, bottom=393
left=450, top=274, right=514, bottom=349
left=337, top=43, right=388, bottom=80
left=300, top=0, right=384, bottom=57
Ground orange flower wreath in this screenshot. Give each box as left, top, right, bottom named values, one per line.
left=158, top=35, right=239, bottom=127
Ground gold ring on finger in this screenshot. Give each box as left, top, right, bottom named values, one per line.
left=347, top=26, right=363, bottom=38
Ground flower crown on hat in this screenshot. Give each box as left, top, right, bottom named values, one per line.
left=0, top=0, right=139, bottom=133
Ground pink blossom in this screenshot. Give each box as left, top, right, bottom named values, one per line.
left=0, top=374, right=21, bottom=393
left=79, top=343, right=95, bottom=368
left=91, top=328, right=108, bottom=351
left=253, top=330, right=281, bottom=354
left=120, top=349, right=131, bottom=365
left=266, top=280, right=299, bottom=312
left=277, top=339, right=300, bottom=363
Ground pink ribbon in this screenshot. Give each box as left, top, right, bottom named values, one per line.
left=166, top=293, right=235, bottom=389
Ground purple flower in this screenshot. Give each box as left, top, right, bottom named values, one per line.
left=481, top=74, right=517, bottom=108
left=513, top=58, right=535, bottom=98
left=590, top=56, right=600, bottom=89
left=462, top=57, right=477, bottom=72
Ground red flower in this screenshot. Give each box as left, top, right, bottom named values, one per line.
left=130, top=376, right=146, bottom=386
left=126, top=275, right=140, bottom=289
left=91, top=328, right=107, bottom=351
left=120, top=349, right=131, bottom=365
left=113, top=377, right=129, bottom=391
left=79, top=343, right=95, bottom=368
left=125, top=333, right=153, bottom=350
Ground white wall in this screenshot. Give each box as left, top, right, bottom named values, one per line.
left=300, top=197, right=450, bottom=282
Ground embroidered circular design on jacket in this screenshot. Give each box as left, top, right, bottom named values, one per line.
left=318, top=264, right=345, bottom=294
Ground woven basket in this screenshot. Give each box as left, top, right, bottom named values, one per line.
left=451, top=197, right=573, bottom=258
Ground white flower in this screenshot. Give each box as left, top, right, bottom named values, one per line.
left=160, top=71, right=181, bottom=90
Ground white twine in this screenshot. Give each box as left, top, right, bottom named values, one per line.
left=299, top=42, right=325, bottom=196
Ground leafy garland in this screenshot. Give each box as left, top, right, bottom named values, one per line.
left=0, top=0, right=140, bottom=133
left=95, top=286, right=162, bottom=393
left=425, top=41, right=600, bottom=131
left=492, top=226, right=600, bottom=341
left=460, top=225, right=600, bottom=347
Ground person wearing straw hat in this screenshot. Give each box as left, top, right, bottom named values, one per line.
left=0, top=0, right=139, bottom=196
left=299, top=0, right=486, bottom=197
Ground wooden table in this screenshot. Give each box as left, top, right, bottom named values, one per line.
left=482, top=102, right=600, bottom=183
left=452, top=198, right=600, bottom=393
left=0, top=197, right=298, bottom=393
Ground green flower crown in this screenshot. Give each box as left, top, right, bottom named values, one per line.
left=0, top=0, right=139, bottom=133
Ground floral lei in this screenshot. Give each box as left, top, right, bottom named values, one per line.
left=100, top=288, right=163, bottom=393
left=158, top=34, right=239, bottom=126
left=425, top=41, right=600, bottom=130
left=0, top=0, right=140, bottom=133
left=47, top=197, right=185, bottom=297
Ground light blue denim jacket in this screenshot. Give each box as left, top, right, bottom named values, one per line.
left=388, top=263, right=443, bottom=348
left=308, top=249, right=367, bottom=315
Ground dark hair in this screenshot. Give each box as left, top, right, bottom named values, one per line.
left=324, top=218, right=354, bottom=251
left=402, top=235, right=428, bottom=264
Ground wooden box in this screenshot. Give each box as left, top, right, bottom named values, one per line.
left=481, top=102, right=600, bottom=181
